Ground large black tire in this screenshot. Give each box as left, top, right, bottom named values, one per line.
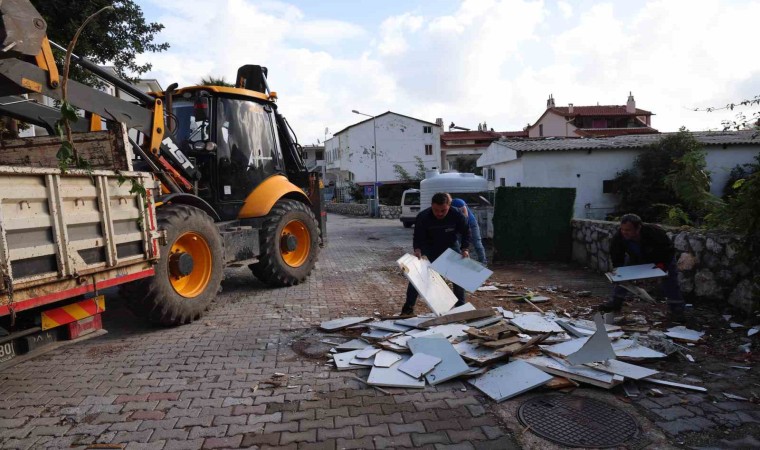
left=123, top=204, right=224, bottom=326
left=250, top=199, right=320, bottom=286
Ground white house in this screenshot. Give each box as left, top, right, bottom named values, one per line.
left=325, top=111, right=441, bottom=198
left=301, top=144, right=326, bottom=179
left=477, top=131, right=760, bottom=219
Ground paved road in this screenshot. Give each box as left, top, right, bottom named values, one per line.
left=2, top=214, right=758, bottom=449
left=0, top=214, right=518, bottom=449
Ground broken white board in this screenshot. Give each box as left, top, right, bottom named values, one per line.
left=333, top=350, right=365, bottom=370
left=619, top=284, right=656, bottom=303
left=335, top=339, right=371, bottom=351
left=665, top=326, right=705, bottom=343
left=585, top=359, right=659, bottom=380
left=605, top=264, right=666, bottom=283
left=349, top=355, right=376, bottom=367
left=555, top=320, right=587, bottom=338
left=367, top=355, right=426, bottom=389
left=395, top=316, right=433, bottom=328
left=368, top=320, right=412, bottom=333
left=526, top=355, right=622, bottom=389
left=567, top=318, right=622, bottom=333
left=468, top=360, right=554, bottom=402
left=408, top=335, right=470, bottom=385
left=612, top=339, right=667, bottom=360
left=510, top=312, right=563, bottom=333
left=361, top=329, right=397, bottom=340
left=356, top=346, right=381, bottom=359
left=565, top=313, right=616, bottom=365
left=398, top=253, right=457, bottom=316
left=430, top=248, right=493, bottom=293
left=320, top=317, right=372, bottom=331
left=541, top=337, right=588, bottom=358
left=477, top=285, right=499, bottom=291
left=468, top=316, right=503, bottom=329
left=444, top=302, right=477, bottom=315
left=398, top=353, right=441, bottom=379
left=454, top=341, right=508, bottom=365
left=374, top=351, right=403, bottom=368
left=642, top=378, right=707, bottom=392
left=494, top=307, right=515, bottom=319
left=412, top=324, right=469, bottom=341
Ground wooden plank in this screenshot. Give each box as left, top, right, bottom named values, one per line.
left=0, top=130, right=128, bottom=170
left=481, top=335, right=521, bottom=348
left=511, top=333, right=552, bottom=356
left=418, top=309, right=496, bottom=328
left=465, top=321, right=519, bottom=341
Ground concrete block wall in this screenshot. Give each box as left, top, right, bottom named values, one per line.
left=571, top=219, right=758, bottom=313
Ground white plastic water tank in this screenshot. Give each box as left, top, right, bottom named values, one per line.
left=419, top=170, right=489, bottom=207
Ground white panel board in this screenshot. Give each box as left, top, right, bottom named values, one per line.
left=586, top=360, right=659, bottom=380
left=605, top=264, right=667, bottom=283
left=408, top=335, right=470, bottom=385
left=468, top=360, right=553, bottom=402
left=374, top=351, right=403, bottom=368
left=510, top=313, right=563, bottom=333
left=333, top=350, right=365, bottom=370
left=431, top=248, right=493, bottom=292
left=397, top=253, right=457, bottom=316
left=367, top=355, right=426, bottom=388
left=398, top=353, right=442, bottom=379
left=565, top=313, right=616, bottom=365
left=320, top=317, right=371, bottom=331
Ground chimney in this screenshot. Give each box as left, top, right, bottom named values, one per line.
left=547, top=94, right=555, bottom=109
left=626, top=92, right=635, bottom=114
left=435, top=118, right=443, bottom=128
left=568, top=103, right=574, bottom=114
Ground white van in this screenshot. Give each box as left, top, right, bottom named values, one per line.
left=400, top=189, right=420, bottom=228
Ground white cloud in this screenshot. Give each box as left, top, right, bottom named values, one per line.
left=138, top=0, right=760, bottom=144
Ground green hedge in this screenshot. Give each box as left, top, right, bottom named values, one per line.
left=493, top=187, right=576, bottom=261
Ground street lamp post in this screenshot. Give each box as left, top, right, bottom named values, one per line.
left=351, top=109, right=379, bottom=217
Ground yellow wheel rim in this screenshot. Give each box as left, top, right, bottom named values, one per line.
left=281, top=219, right=311, bottom=268
left=169, top=232, right=212, bottom=298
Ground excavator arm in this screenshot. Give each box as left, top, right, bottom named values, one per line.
left=0, top=0, right=198, bottom=193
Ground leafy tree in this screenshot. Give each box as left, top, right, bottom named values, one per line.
left=664, top=149, right=723, bottom=220
left=394, top=156, right=428, bottom=182
left=612, top=129, right=704, bottom=221
left=723, top=156, right=759, bottom=199
left=199, top=76, right=234, bottom=87
left=35, top=0, right=169, bottom=85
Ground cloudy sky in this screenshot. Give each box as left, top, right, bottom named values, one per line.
left=137, top=0, right=760, bottom=145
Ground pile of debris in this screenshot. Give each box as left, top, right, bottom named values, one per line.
left=318, top=306, right=709, bottom=402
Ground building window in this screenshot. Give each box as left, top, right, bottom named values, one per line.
left=485, top=168, right=495, bottom=181
left=425, top=144, right=433, bottom=155
left=539, top=124, right=544, bottom=137
left=500, top=178, right=506, bottom=187
left=316, top=151, right=324, bottom=160
left=602, top=179, right=618, bottom=193
left=423, top=126, right=432, bottom=133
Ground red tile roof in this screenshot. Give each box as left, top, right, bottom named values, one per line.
left=574, top=127, right=659, bottom=137
left=551, top=105, right=653, bottom=117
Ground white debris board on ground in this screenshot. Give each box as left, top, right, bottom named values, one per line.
left=397, top=253, right=458, bottom=315
left=335, top=339, right=371, bottom=351
left=510, top=312, right=564, bottom=333
left=430, top=248, right=493, bottom=292
left=398, top=353, right=441, bottom=379
left=408, top=335, right=470, bottom=385
left=565, top=313, right=616, bottom=365
left=333, top=350, right=365, bottom=370
left=585, top=359, right=659, bottom=380
left=356, top=346, right=381, bottom=359
left=320, top=317, right=371, bottom=331
left=605, top=264, right=667, bottom=283
left=526, top=355, right=622, bottom=389
left=468, top=360, right=554, bottom=402
left=368, top=320, right=412, bottom=333
left=453, top=341, right=508, bottom=365
left=665, top=326, right=705, bottom=343
left=612, top=339, right=667, bottom=360
left=367, top=355, right=426, bottom=389
left=374, top=351, right=403, bottom=368
left=444, top=302, right=477, bottom=315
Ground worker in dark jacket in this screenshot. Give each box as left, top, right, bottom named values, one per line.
left=601, top=213, right=684, bottom=318
left=401, top=192, right=470, bottom=315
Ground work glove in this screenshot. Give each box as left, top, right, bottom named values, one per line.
left=655, top=262, right=667, bottom=272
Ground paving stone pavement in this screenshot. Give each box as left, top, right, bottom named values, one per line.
left=0, top=214, right=520, bottom=449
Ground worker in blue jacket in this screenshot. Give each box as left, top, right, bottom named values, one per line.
left=451, top=198, right=487, bottom=266
left=402, top=192, right=470, bottom=315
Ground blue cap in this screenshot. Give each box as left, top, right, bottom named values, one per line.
left=451, top=198, right=466, bottom=208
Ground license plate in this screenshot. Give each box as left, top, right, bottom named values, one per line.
left=0, top=341, right=16, bottom=363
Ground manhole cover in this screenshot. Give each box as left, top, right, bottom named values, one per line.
left=518, top=394, right=639, bottom=448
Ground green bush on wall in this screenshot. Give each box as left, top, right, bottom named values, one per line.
left=493, top=187, right=576, bottom=261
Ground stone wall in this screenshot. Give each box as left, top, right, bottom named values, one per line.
left=379, top=205, right=401, bottom=219
left=571, top=219, right=758, bottom=313
left=325, top=202, right=368, bottom=216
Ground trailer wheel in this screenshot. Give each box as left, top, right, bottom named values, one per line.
left=250, top=199, right=319, bottom=286
left=124, top=204, right=223, bottom=326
